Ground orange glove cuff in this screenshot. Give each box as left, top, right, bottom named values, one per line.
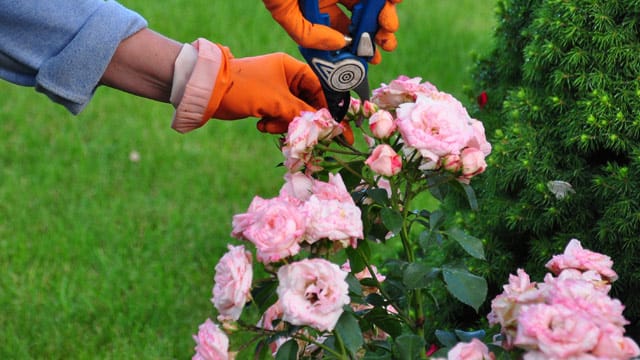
left=171, top=39, right=233, bottom=133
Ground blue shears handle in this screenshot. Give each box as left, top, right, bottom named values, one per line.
left=299, top=0, right=386, bottom=93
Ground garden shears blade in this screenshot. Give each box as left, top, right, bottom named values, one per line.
left=299, top=0, right=386, bottom=122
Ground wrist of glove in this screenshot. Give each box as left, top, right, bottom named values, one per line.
left=171, top=39, right=326, bottom=134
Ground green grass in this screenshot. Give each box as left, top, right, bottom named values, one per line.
left=0, top=1, right=495, bottom=358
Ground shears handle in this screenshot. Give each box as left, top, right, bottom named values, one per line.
left=298, top=0, right=385, bottom=93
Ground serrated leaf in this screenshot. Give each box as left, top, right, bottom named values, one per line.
left=364, top=307, right=403, bottom=338
left=443, top=266, right=487, bottom=312
left=335, top=312, right=364, bottom=357
left=367, top=188, right=391, bottom=206
left=346, top=246, right=366, bottom=273
left=447, top=228, right=485, bottom=260
left=251, top=278, right=278, bottom=313
left=394, top=334, right=425, bottom=360
left=403, top=263, right=440, bottom=289
left=275, top=339, right=299, bottom=360
left=381, top=207, right=403, bottom=234
left=365, top=293, right=387, bottom=307
left=430, top=210, right=446, bottom=231
left=458, top=182, right=479, bottom=211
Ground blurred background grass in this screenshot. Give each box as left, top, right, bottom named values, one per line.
left=0, top=1, right=495, bottom=358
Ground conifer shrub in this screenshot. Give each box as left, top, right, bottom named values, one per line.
left=462, top=0, right=640, bottom=337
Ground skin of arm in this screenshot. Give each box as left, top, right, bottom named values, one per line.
left=100, top=28, right=182, bottom=103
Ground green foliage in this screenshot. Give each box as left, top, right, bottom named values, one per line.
left=462, top=0, right=640, bottom=337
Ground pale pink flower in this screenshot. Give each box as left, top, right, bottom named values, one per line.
left=277, top=258, right=350, bottom=332
left=257, top=301, right=288, bottom=355
left=514, top=304, right=600, bottom=358
left=487, top=269, right=545, bottom=348
left=441, top=154, right=462, bottom=173
left=447, top=338, right=495, bottom=360
left=556, top=268, right=611, bottom=293
left=282, top=109, right=342, bottom=172
left=310, top=173, right=354, bottom=203
left=231, top=196, right=305, bottom=263
left=545, top=239, right=618, bottom=282
left=303, top=196, right=363, bottom=247
left=192, top=319, right=229, bottom=360
left=592, top=323, right=640, bottom=359
left=459, top=148, right=488, bottom=183
left=365, top=144, right=402, bottom=177
left=347, top=97, right=361, bottom=117
left=396, top=93, right=475, bottom=164
left=467, top=118, right=492, bottom=156
left=212, top=245, right=253, bottom=322
left=279, top=172, right=314, bottom=203
left=372, top=75, right=437, bottom=110
left=368, top=110, right=397, bottom=139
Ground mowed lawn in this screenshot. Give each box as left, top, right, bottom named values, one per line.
left=0, top=1, right=495, bottom=358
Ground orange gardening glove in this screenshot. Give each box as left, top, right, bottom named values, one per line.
left=262, top=0, right=401, bottom=64
left=171, top=39, right=326, bottom=134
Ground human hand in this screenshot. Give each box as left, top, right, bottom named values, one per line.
left=262, top=0, right=401, bottom=64
left=171, top=40, right=326, bottom=134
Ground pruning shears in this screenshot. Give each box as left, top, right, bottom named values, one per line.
left=299, top=0, right=386, bottom=122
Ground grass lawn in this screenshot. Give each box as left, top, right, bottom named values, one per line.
left=0, top=1, right=495, bottom=358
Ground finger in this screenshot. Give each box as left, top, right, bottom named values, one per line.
left=375, top=30, right=397, bottom=52
left=283, top=55, right=328, bottom=110
left=378, top=2, right=400, bottom=33
left=370, top=49, right=382, bottom=65
left=340, top=120, right=355, bottom=145
left=257, top=118, right=290, bottom=134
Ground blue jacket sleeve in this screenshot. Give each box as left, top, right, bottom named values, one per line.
left=0, top=0, right=148, bottom=114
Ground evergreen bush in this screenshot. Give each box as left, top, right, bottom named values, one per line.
left=463, top=0, right=640, bottom=338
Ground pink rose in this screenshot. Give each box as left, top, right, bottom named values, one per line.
left=514, top=304, right=600, bottom=358
left=467, top=118, right=492, bottom=156
left=282, top=109, right=342, bottom=172
left=447, top=338, right=495, bottom=360
left=303, top=196, right=363, bottom=247
left=192, top=319, right=229, bottom=360
left=459, top=148, right=487, bottom=183
left=441, top=154, right=462, bottom=173
left=231, top=196, right=305, bottom=263
left=372, top=75, right=437, bottom=110
left=212, top=245, right=253, bottom=322
left=310, top=173, right=354, bottom=203
left=396, top=93, right=475, bottom=164
left=545, top=239, right=618, bottom=282
left=347, top=97, right=361, bottom=117
left=279, top=172, right=314, bottom=203
left=257, top=301, right=288, bottom=355
left=365, top=144, right=402, bottom=177
left=368, top=110, right=397, bottom=139
left=592, top=324, right=640, bottom=359
left=277, top=258, right=350, bottom=331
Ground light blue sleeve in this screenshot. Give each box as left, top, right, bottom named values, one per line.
left=0, top=0, right=148, bottom=114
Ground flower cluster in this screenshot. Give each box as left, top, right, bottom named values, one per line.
left=488, top=239, right=640, bottom=359
left=191, top=76, right=495, bottom=359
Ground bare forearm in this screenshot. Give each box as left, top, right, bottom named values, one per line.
left=100, top=28, right=182, bottom=102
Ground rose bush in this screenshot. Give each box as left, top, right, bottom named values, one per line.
left=189, top=76, right=637, bottom=359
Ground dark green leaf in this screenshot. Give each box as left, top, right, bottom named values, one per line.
left=447, top=228, right=485, bottom=260
left=251, top=278, right=278, bottom=313
left=339, top=161, right=365, bottom=189
left=454, top=329, right=486, bottom=342
left=458, top=182, right=479, bottom=211
left=381, top=207, right=403, bottom=234
left=443, top=266, right=488, bottom=312
left=346, top=246, right=366, bottom=273
left=360, top=278, right=379, bottom=288
left=364, top=307, right=403, bottom=338
left=367, top=188, right=391, bottom=206
left=335, top=312, right=364, bottom=357
left=275, top=339, right=299, bottom=360
left=435, top=329, right=458, bottom=347
left=346, top=274, right=364, bottom=301
left=426, top=173, right=451, bottom=201
left=430, top=210, right=446, bottom=231
left=403, top=263, right=440, bottom=289
left=365, top=293, right=387, bottom=307
left=394, top=334, right=425, bottom=360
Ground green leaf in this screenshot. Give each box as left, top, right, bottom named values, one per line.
left=426, top=173, right=451, bottom=201
left=435, top=329, right=458, bottom=347
left=335, top=312, right=364, bottom=357
left=367, top=188, right=391, bottom=206
left=251, top=278, right=278, bottom=313
left=346, top=273, right=364, bottom=301
left=339, top=161, right=365, bottom=189
left=394, top=334, right=425, bottom=360
left=455, top=329, right=486, bottom=342
left=443, top=266, right=487, bottom=312
left=346, top=246, right=367, bottom=273
left=447, top=227, right=485, bottom=260
left=365, top=293, right=387, bottom=307
left=430, top=210, right=446, bottom=231
left=275, top=339, right=299, bottom=360
left=381, top=207, right=403, bottom=235
left=403, top=263, right=440, bottom=289
left=364, top=307, right=403, bottom=338
left=458, top=182, right=479, bottom=211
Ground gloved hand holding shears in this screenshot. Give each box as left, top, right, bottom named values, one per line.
left=262, top=0, right=401, bottom=64
left=263, top=0, right=401, bottom=135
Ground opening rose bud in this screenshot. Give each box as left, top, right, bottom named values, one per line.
left=365, top=144, right=402, bottom=177
left=369, top=110, right=397, bottom=139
